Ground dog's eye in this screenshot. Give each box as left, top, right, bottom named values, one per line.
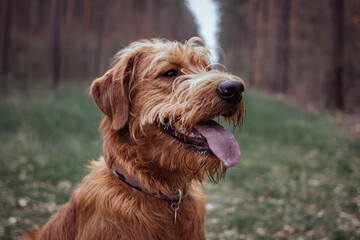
left=162, top=69, right=179, bottom=78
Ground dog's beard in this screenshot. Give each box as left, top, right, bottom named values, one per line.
left=159, top=135, right=226, bottom=183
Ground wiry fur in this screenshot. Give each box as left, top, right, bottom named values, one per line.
left=24, top=37, right=245, bottom=240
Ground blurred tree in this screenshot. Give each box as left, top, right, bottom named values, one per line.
left=29, top=0, right=38, bottom=35
left=0, top=0, right=11, bottom=94
left=217, top=0, right=249, bottom=74
left=27, top=0, right=39, bottom=84
left=66, top=0, right=75, bottom=31
left=248, top=0, right=259, bottom=85
left=93, top=0, right=108, bottom=77
left=142, top=0, right=154, bottom=36
left=326, top=0, right=344, bottom=110
left=293, top=0, right=306, bottom=87
left=80, top=0, right=91, bottom=78
left=50, top=0, right=61, bottom=90
left=274, top=0, right=290, bottom=92
left=256, top=0, right=270, bottom=87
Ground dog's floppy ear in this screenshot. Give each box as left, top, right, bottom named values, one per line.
left=91, top=54, right=135, bottom=131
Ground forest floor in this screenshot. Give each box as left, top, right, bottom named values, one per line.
left=0, top=84, right=359, bottom=239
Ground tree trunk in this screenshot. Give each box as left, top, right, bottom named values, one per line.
left=0, top=0, right=11, bottom=94
left=274, top=0, right=290, bottom=92
left=257, top=0, right=269, bottom=87
left=29, top=0, right=38, bottom=35
left=294, top=0, right=306, bottom=84
left=142, top=0, right=154, bottom=37
left=66, top=0, right=75, bottom=31
left=50, top=0, right=61, bottom=90
left=93, top=1, right=108, bottom=77
left=80, top=0, right=91, bottom=78
left=325, top=0, right=344, bottom=110
left=248, top=0, right=259, bottom=85
left=22, top=0, right=39, bottom=92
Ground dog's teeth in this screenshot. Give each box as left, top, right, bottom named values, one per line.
left=196, top=150, right=208, bottom=155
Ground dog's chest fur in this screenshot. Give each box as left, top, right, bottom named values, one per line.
left=71, top=159, right=207, bottom=240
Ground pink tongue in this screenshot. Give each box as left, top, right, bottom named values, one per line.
left=194, top=121, right=240, bottom=167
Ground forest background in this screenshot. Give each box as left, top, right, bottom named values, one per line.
left=0, top=0, right=359, bottom=112
left=1, top=0, right=360, bottom=239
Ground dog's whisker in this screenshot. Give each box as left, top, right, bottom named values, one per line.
left=169, top=139, right=176, bottom=146
left=174, top=148, right=180, bottom=155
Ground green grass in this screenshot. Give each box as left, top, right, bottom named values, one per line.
left=0, top=85, right=103, bottom=239
left=0, top=85, right=359, bottom=239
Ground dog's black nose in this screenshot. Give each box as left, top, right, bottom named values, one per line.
left=217, top=80, right=244, bottom=104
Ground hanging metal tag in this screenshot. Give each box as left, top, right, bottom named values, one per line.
left=170, top=189, right=183, bottom=225
left=171, top=202, right=179, bottom=225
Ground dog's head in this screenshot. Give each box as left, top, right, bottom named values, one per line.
left=91, top=37, right=245, bottom=182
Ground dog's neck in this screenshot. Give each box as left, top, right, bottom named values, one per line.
left=104, top=142, right=195, bottom=188
left=99, top=117, right=204, bottom=202
left=107, top=155, right=190, bottom=202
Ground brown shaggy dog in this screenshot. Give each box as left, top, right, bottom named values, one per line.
left=25, top=37, right=245, bottom=240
